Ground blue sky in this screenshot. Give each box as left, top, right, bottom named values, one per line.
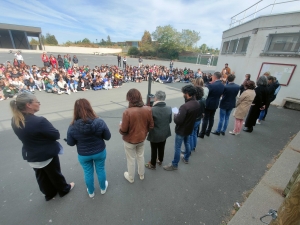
left=1, top=0, right=300, bottom=48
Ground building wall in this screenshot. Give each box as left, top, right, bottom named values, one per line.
left=216, top=12, right=300, bottom=106
left=0, top=30, right=13, bottom=48
left=44, top=46, right=122, bottom=54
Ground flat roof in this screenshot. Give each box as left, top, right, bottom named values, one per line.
left=0, top=23, right=41, bottom=33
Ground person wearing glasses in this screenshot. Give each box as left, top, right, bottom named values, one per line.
left=10, top=92, right=74, bottom=201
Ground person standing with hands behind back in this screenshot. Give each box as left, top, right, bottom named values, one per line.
left=11, top=92, right=74, bottom=201
left=119, top=89, right=154, bottom=183
left=67, top=99, right=111, bottom=198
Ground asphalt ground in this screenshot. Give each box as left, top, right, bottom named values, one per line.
left=0, top=53, right=300, bottom=225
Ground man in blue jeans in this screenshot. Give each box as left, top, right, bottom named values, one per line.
left=211, top=74, right=240, bottom=136
left=163, top=85, right=200, bottom=171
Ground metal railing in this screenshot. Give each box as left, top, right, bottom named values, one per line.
left=230, top=0, right=300, bottom=28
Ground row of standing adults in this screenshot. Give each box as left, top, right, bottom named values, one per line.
left=10, top=69, right=279, bottom=201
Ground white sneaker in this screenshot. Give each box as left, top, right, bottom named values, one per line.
left=124, top=172, right=134, bottom=183
left=139, top=175, right=144, bottom=180
left=87, top=188, right=94, bottom=198
left=101, top=181, right=108, bottom=194
left=256, top=120, right=261, bottom=125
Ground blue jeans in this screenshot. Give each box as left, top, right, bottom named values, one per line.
left=78, top=150, right=106, bottom=194
left=189, top=120, right=201, bottom=150
left=172, top=134, right=191, bottom=167
left=216, top=108, right=232, bottom=133
left=258, top=110, right=265, bottom=120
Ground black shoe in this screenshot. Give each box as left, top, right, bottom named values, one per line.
left=243, top=127, right=253, bottom=133
left=198, top=134, right=204, bottom=139
left=211, top=131, right=220, bottom=136
left=220, top=132, right=225, bottom=136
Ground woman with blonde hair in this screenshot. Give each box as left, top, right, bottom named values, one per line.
left=194, top=77, right=209, bottom=99
left=67, top=98, right=111, bottom=198
left=11, top=92, right=74, bottom=201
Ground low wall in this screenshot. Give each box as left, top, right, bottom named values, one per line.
left=44, top=46, right=122, bottom=54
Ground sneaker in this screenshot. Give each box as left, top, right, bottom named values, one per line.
left=139, top=175, right=144, bottom=180
left=70, top=182, right=75, bottom=190
left=256, top=119, right=261, bottom=125
left=87, top=188, right=94, bottom=198
left=101, top=181, right=108, bottom=194
left=229, top=131, right=238, bottom=135
left=181, top=155, right=189, bottom=164
left=163, top=163, right=178, bottom=171
left=124, top=172, right=134, bottom=183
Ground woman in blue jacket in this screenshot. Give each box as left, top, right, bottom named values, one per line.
left=67, top=99, right=111, bottom=198
left=11, top=92, right=74, bottom=201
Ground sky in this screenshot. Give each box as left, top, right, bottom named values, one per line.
left=1, top=0, right=300, bottom=49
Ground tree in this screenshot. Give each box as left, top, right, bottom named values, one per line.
left=180, top=29, right=200, bottom=49
left=45, top=33, right=58, bottom=45
left=141, top=31, right=152, bottom=44
left=100, top=38, right=106, bottom=46
left=82, top=38, right=91, bottom=44
left=199, top=44, right=208, bottom=53
left=29, top=38, right=39, bottom=45
left=128, top=46, right=139, bottom=55
left=107, top=35, right=112, bottom=45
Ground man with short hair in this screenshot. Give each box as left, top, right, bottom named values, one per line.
left=164, top=85, right=200, bottom=171
left=199, top=72, right=225, bottom=138
left=194, top=69, right=202, bottom=78
left=72, top=55, right=79, bottom=68
left=138, top=57, right=143, bottom=67
left=211, top=74, right=240, bottom=136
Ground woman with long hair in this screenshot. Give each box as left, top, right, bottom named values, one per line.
left=11, top=92, right=74, bottom=201
left=119, top=89, right=154, bottom=183
left=67, top=99, right=111, bottom=198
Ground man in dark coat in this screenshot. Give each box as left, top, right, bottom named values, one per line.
left=164, top=85, right=200, bottom=170
left=198, top=72, right=225, bottom=138
left=212, top=74, right=240, bottom=135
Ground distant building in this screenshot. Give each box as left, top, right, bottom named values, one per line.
left=217, top=10, right=300, bottom=106
left=0, top=23, right=42, bottom=50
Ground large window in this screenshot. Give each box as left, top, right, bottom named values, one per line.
left=221, top=37, right=250, bottom=54
left=266, top=33, right=300, bottom=53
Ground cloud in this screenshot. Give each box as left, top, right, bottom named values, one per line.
left=1, top=0, right=300, bottom=47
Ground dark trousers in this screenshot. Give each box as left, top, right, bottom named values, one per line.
left=123, top=62, right=126, bottom=69
left=200, top=108, right=216, bottom=135
left=150, top=140, right=166, bottom=166
left=118, top=60, right=121, bottom=67
left=33, top=155, right=71, bottom=201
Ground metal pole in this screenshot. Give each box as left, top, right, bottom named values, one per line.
left=8, top=30, right=16, bottom=49
left=147, top=72, right=152, bottom=106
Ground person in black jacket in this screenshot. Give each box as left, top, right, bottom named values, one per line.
left=199, top=72, right=225, bottom=138
left=11, top=92, right=74, bottom=201
left=257, top=76, right=275, bottom=124
left=163, top=85, right=200, bottom=171
left=212, top=74, right=240, bottom=135
left=243, top=76, right=268, bottom=132
left=145, top=91, right=172, bottom=170
left=67, top=98, right=111, bottom=198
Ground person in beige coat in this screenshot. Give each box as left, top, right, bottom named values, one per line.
left=229, top=80, right=256, bottom=135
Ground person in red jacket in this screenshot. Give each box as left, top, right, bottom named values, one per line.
left=49, top=55, right=58, bottom=69
left=41, top=52, right=50, bottom=67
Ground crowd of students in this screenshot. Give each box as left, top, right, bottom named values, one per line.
left=0, top=52, right=218, bottom=100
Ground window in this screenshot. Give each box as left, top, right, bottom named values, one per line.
left=266, top=33, right=300, bottom=53
left=227, top=39, right=238, bottom=53
left=221, top=41, right=229, bottom=54
left=236, top=37, right=250, bottom=53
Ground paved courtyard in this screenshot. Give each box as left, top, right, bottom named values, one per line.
left=0, top=53, right=299, bottom=225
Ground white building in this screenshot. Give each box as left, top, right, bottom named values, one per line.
left=216, top=10, right=300, bottom=106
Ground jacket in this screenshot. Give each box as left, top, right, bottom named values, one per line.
left=196, top=98, right=206, bottom=121
left=174, top=98, right=200, bottom=136
left=12, top=114, right=61, bottom=162
left=206, top=80, right=225, bottom=110
left=233, top=89, right=256, bottom=119
left=67, top=118, right=111, bottom=156
left=147, top=102, right=172, bottom=143
left=119, top=106, right=154, bottom=144
left=219, top=83, right=240, bottom=109
left=72, top=57, right=78, bottom=63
